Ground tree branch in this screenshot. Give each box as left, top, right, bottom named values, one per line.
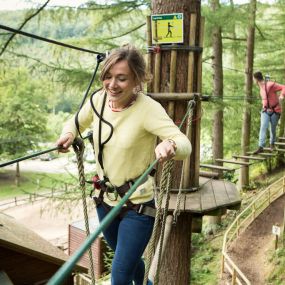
left=222, top=36, right=246, bottom=41
left=255, top=24, right=266, bottom=40
left=0, top=0, right=50, bottom=57
left=102, top=23, right=145, bottom=40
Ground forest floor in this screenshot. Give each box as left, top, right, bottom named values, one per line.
left=223, top=189, right=285, bottom=284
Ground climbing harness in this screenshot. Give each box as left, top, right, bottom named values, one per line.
left=90, top=170, right=157, bottom=219
left=263, top=80, right=280, bottom=116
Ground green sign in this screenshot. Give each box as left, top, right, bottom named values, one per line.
left=151, top=13, right=184, bottom=44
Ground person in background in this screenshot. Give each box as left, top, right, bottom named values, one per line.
left=56, top=45, right=191, bottom=285
left=253, top=71, right=285, bottom=154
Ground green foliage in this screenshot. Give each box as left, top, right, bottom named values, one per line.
left=266, top=248, right=285, bottom=284
left=0, top=170, right=75, bottom=199
left=0, top=68, right=48, bottom=159
left=191, top=233, right=222, bottom=285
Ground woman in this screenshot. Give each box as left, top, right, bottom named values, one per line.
left=57, top=45, right=191, bottom=285
left=253, top=71, right=285, bottom=154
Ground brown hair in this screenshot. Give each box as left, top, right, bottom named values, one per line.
left=100, top=45, right=148, bottom=84
left=253, top=71, right=264, bottom=81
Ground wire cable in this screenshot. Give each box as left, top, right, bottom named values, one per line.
left=0, top=24, right=105, bottom=56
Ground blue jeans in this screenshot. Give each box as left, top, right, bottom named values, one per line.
left=96, top=201, right=155, bottom=285
left=259, top=111, right=280, bottom=147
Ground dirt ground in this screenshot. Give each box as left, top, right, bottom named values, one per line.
left=2, top=198, right=97, bottom=247
left=226, top=194, right=285, bottom=284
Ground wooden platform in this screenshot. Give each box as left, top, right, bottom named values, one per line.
left=166, top=177, right=241, bottom=215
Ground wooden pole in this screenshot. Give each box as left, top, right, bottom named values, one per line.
left=154, top=48, right=161, bottom=93
left=150, top=1, right=202, bottom=284
left=146, top=16, right=152, bottom=92
left=168, top=46, right=177, bottom=119
left=148, top=215, right=173, bottom=283
left=283, top=206, right=285, bottom=247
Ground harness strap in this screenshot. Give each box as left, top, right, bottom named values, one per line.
left=92, top=169, right=156, bottom=218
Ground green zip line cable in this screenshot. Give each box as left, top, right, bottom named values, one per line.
left=47, top=159, right=159, bottom=285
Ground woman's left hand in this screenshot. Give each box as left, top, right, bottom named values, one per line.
left=155, top=139, right=177, bottom=163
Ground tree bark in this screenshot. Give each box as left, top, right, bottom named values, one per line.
left=277, top=96, right=285, bottom=166
left=211, top=0, right=223, bottom=174
left=208, top=0, right=224, bottom=228
left=239, top=0, right=256, bottom=189
left=15, top=162, right=20, bottom=187
left=150, top=0, right=201, bottom=284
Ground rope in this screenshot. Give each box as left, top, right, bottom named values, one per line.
left=144, top=99, right=197, bottom=284
left=72, top=138, right=96, bottom=284
left=154, top=160, right=174, bottom=284
left=173, top=103, right=195, bottom=223
left=143, top=160, right=174, bottom=285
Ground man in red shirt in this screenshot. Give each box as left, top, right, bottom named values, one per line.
left=253, top=71, right=285, bottom=154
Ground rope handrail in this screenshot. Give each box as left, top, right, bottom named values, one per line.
left=221, top=175, right=285, bottom=284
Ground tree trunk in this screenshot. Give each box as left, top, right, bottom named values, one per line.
left=207, top=0, right=224, bottom=228
left=150, top=0, right=201, bottom=284
left=277, top=95, right=285, bottom=166
left=15, top=162, right=20, bottom=186
left=239, top=0, right=256, bottom=189
left=211, top=0, right=224, bottom=176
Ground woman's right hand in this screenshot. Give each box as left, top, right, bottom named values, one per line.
left=56, top=133, right=74, bottom=153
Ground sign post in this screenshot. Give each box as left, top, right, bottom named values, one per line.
left=272, top=223, right=281, bottom=250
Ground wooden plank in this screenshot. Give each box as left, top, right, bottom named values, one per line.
left=200, top=180, right=217, bottom=212
left=212, top=180, right=231, bottom=208
left=247, top=151, right=275, bottom=157
left=200, top=163, right=235, bottom=171
left=167, top=193, right=185, bottom=212
left=215, top=158, right=252, bottom=166
left=278, top=137, right=285, bottom=140
left=258, top=152, right=276, bottom=157
left=224, top=180, right=241, bottom=205
left=199, top=171, right=220, bottom=179
left=232, top=155, right=265, bottom=161
left=276, top=148, right=285, bottom=153
left=275, top=142, right=285, bottom=146
left=184, top=190, right=202, bottom=213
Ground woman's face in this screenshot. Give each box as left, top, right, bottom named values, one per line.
left=103, top=60, right=137, bottom=106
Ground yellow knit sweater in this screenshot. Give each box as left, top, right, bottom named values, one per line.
left=62, top=90, right=191, bottom=206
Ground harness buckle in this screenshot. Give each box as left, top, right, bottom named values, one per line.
left=137, top=204, right=144, bottom=214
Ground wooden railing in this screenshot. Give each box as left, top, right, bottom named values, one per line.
left=221, top=175, right=285, bottom=285
left=74, top=273, right=92, bottom=285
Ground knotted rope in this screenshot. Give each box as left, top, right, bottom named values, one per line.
left=72, top=138, right=96, bottom=284
left=173, top=103, right=195, bottom=223
left=144, top=159, right=174, bottom=284
left=144, top=99, right=197, bottom=284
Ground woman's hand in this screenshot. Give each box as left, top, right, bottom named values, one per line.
left=56, top=133, right=74, bottom=153
left=155, top=139, right=177, bottom=163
